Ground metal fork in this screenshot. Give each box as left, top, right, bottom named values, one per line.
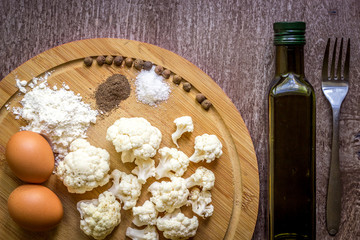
left=322, top=38, right=350, bottom=236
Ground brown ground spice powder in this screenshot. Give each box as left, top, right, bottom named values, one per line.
left=95, top=74, right=131, bottom=112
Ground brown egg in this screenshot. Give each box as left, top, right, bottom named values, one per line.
left=6, top=131, right=54, bottom=183
left=8, top=185, right=63, bottom=231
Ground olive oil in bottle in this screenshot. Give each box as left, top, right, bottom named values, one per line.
left=268, top=22, right=316, bottom=240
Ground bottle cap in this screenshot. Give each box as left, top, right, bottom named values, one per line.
left=273, top=22, right=306, bottom=45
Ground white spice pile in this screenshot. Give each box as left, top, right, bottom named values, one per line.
left=14, top=72, right=53, bottom=94
left=135, top=66, right=171, bottom=106
left=15, top=79, right=27, bottom=93
left=13, top=78, right=97, bottom=161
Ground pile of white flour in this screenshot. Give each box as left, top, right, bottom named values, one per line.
left=13, top=77, right=98, bottom=160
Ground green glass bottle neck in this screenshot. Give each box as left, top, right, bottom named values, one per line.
left=275, top=45, right=305, bottom=76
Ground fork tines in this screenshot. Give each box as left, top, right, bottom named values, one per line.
left=322, top=38, right=350, bottom=81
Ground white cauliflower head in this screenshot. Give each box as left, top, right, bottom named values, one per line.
left=186, top=166, right=215, bottom=191
left=155, top=147, right=190, bottom=180
left=148, top=177, right=189, bottom=213
left=188, top=188, right=214, bottom=219
left=108, top=169, right=142, bottom=210
left=189, top=134, right=222, bottom=163
left=156, top=209, right=199, bottom=240
left=77, top=191, right=121, bottom=240
left=56, top=138, right=110, bottom=194
left=106, top=117, right=162, bottom=163
left=171, top=116, right=194, bottom=148
left=132, top=200, right=158, bottom=227
left=126, top=225, right=159, bottom=240
left=132, top=158, right=156, bottom=184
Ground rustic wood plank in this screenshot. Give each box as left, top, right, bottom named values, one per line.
left=1, top=0, right=360, bottom=239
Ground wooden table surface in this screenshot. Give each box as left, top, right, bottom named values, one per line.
left=1, top=0, right=359, bottom=239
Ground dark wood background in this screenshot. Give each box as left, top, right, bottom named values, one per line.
left=1, top=0, right=359, bottom=239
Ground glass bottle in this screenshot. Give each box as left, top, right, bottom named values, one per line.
left=268, top=22, right=316, bottom=240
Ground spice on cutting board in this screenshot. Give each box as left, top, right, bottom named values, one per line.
left=84, top=57, right=93, bottom=67
left=125, top=57, right=133, bottom=67
left=201, top=99, right=212, bottom=110
left=95, top=74, right=131, bottom=112
left=155, top=65, right=164, bottom=75
left=173, top=75, right=182, bottom=85
left=105, top=56, right=114, bottom=65
left=162, top=69, right=171, bottom=79
left=183, top=82, right=192, bottom=92
left=134, top=59, right=144, bottom=70
left=196, top=93, right=206, bottom=103
left=96, top=56, right=106, bottom=66
left=11, top=76, right=97, bottom=161
left=114, top=56, right=124, bottom=66
left=135, top=66, right=171, bottom=106
left=143, top=61, right=153, bottom=70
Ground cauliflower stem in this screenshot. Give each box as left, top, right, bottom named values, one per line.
left=171, top=116, right=194, bottom=148
left=132, top=158, right=156, bottom=184
left=126, top=225, right=159, bottom=240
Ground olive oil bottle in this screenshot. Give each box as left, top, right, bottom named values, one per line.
left=268, top=22, right=316, bottom=239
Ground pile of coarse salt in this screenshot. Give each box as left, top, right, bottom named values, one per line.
left=135, top=66, right=171, bottom=106
left=12, top=73, right=98, bottom=161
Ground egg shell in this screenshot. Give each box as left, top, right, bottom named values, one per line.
left=7, top=185, right=64, bottom=231
left=5, top=131, right=54, bottom=183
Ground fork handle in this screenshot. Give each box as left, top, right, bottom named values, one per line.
left=326, top=107, right=342, bottom=236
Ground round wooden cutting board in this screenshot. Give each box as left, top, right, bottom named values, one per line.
left=0, top=39, right=259, bottom=240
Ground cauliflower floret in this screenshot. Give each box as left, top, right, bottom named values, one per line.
left=56, top=138, right=110, bottom=194
left=108, top=169, right=142, bottom=210
left=171, top=116, right=194, bottom=148
left=148, top=177, right=189, bottom=213
left=188, top=188, right=214, bottom=219
left=189, top=134, right=222, bottom=163
left=132, top=158, right=156, bottom=184
left=132, top=200, right=158, bottom=226
left=156, top=209, right=199, bottom=240
left=126, top=225, right=159, bottom=240
left=106, top=117, right=162, bottom=163
left=77, top=191, right=121, bottom=240
left=186, top=166, right=215, bottom=191
left=155, top=147, right=190, bottom=180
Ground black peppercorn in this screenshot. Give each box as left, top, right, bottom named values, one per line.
left=96, top=56, right=106, bottom=66
left=173, top=75, right=182, bottom=84
left=201, top=99, right=212, bottom=110
left=143, top=61, right=153, bottom=70
left=196, top=93, right=206, bottom=103
left=84, top=57, right=93, bottom=67
left=162, top=69, right=171, bottom=79
left=125, top=57, right=133, bottom=67
left=105, top=55, right=114, bottom=65
left=134, top=59, right=144, bottom=70
left=155, top=65, right=164, bottom=75
left=114, top=56, right=124, bottom=66
left=183, top=82, right=192, bottom=92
